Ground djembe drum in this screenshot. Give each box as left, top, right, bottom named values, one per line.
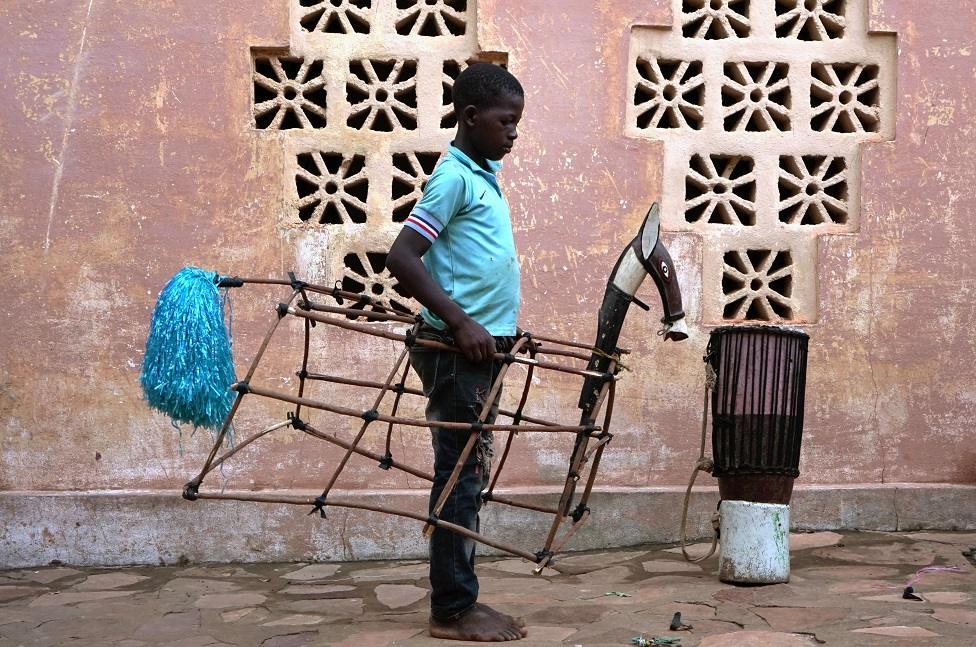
left=706, top=325, right=809, bottom=583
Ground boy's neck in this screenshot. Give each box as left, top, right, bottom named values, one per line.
left=452, top=132, right=491, bottom=172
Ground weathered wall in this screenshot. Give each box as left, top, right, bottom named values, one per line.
left=1, top=0, right=974, bottom=567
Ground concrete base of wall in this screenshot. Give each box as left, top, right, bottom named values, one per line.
left=2, top=483, right=974, bottom=569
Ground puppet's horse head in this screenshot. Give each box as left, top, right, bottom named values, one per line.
left=611, top=202, right=687, bottom=341
left=578, top=203, right=687, bottom=413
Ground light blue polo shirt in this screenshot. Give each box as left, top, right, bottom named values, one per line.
left=403, top=145, right=520, bottom=336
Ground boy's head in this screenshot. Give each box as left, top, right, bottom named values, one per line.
left=453, top=63, right=524, bottom=162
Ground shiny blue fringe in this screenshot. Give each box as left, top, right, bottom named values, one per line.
left=141, top=267, right=237, bottom=431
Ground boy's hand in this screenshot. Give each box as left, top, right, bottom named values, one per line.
left=452, top=317, right=497, bottom=363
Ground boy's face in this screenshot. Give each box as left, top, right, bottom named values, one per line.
left=465, top=92, right=524, bottom=162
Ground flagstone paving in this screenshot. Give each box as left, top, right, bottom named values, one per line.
left=1, top=531, right=974, bottom=646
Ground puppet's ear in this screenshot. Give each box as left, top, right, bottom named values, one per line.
left=638, top=202, right=661, bottom=263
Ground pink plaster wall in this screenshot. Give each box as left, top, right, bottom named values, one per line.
left=1, top=0, right=974, bottom=506
left=0, top=0, right=292, bottom=490
left=816, top=0, right=976, bottom=483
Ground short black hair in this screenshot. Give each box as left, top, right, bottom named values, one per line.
left=452, top=62, right=523, bottom=113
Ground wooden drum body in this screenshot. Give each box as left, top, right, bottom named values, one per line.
left=707, top=326, right=809, bottom=505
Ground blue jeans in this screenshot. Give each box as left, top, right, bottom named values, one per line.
left=410, top=324, right=507, bottom=621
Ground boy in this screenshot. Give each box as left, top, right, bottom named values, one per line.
left=386, top=63, right=527, bottom=642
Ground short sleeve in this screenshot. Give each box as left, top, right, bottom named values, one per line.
left=403, top=165, right=467, bottom=243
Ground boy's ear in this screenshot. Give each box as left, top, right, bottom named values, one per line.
left=460, top=105, right=479, bottom=128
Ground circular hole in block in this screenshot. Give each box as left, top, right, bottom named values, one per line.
left=711, top=0, right=724, bottom=10
left=325, top=182, right=339, bottom=195
left=426, top=0, right=439, bottom=5
left=805, top=182, right=819, bottom=196
left=372, top=284, right=385, bottom=295
left=375, top=88, right=389, bottom=102
left=805, top=0, right=818, bottom=11
left=331, top=0, right=343, bottom=6
left=663, top=84, right=678, bottom=101
left=283, top=86, right=299, bottom=101
left=751, top=279, right=763, bottom=291
left=713, top=182, right=728, bottom=195
left=839, top=90, right=854, bottom=104
left=749, top=88, right=764, bottom=103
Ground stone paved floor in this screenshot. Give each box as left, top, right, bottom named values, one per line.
left=1, top=531, right=974, bottom=646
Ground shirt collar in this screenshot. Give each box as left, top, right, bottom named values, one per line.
left=448, top=143, right=502, bottom=175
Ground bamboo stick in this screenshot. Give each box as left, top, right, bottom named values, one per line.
left=285, top=307, right=616, bottom=381
left=235, top=383, right=596, bottom=434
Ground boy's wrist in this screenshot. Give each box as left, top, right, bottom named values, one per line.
left=444, top=313, right=470, bottom=332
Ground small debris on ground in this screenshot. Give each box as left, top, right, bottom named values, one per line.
left=632, top=636, right=681, bottom=646
left=962, top=547, right=976, bottom=567
left=669, top=611, right=693, bottom=631
left=903, top=585, right=924, bottom=601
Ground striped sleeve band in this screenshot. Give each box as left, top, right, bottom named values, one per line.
left=404, top=210, right=443, bottom=243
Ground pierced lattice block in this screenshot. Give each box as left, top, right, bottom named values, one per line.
left=722, top=61, right=791, bottom=132
left=342, top=251, right=414, bottom=315
left=298, top=0, right=372, bottom=34
left=682, top=0, right=750, bottom=39
left=395, top=0, right=467, bottom=36
left=626, top=2, right=892, bottom=326
left=440, top=60, right=465, bottom=129
left=721, top=249, right=797, bottom=321
left=778, top=155, right=849, bottom=225
left=346, top=59, right=418, bottom=131
left=685, top=154, right=756, bottom=226
left=634, top=57, right=705, bottom=130
left=253, top=55, right=327, bottom=130
left=392, top=152, right=441, bottom=222
left=295, top=152, right=369, bottom=225
left=775, top=0, right=846, bottom=40
left=703, top=235, right=817, bottom=324
left=810, top=62, right=880, bottom=133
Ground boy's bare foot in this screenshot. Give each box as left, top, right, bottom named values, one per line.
left=473, top=602, right=526, bottom=629
left=429, top=603, right=527, bottom=641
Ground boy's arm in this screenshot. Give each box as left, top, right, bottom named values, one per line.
left=387, top=228, right=497, bottom=363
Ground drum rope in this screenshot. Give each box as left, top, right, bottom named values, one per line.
left=679, top=362, right=720, bottom=563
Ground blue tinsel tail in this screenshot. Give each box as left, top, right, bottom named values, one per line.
left=141, top=267, right=237, bottom=430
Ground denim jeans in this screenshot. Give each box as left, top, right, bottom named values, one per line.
left=409, top=324, right=508, bottom=621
